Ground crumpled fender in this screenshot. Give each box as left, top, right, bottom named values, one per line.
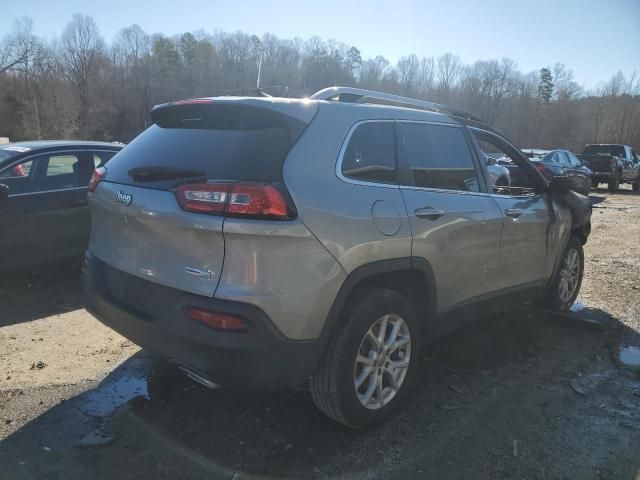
left=555, top=190, right=592, bottom=241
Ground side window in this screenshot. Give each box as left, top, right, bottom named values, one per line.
left=93, top=151, right=117, bottom=168
left=0, top=160, right=33, bottom=179
left=568, top=153, right=581, bottom=167
left=341, top=122, right=396, bottom=184
left=46, top=155, right=78, bottom=178
left=470, top=129, right=537, bottom=195
left=397, top=123, right=479, bottom=192
left=1, top=153, right=87, bottom=195
left=556, top=152, right=571, bottom=167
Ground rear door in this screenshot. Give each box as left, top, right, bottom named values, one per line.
left=0, top=150, right=92, bottom=271
left=88, top=102, right=306, bottom=297
left=396, top=121, right=503, bottom=313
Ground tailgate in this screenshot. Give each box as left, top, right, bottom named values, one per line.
left=580, top=154, right=611, bottom=172
left=88, top=181, right=224, bottom=297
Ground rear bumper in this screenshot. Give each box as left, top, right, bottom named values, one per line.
left=81, top=253, right=323, bottom=390
left=591, top=171, right=615, bottom=181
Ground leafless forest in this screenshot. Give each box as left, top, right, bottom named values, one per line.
left=1, top=14, right=638, bottom=150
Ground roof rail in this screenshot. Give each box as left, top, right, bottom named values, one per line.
left=310, top=86, right=481, bottom=122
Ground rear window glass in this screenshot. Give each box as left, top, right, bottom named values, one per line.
left=341, top=122, right=396, bottom=184
left=583, top=145, right=625, bottom=157
left=104, top=105, right=305, bottom=188
left=398, top=123, right=480, bottom=192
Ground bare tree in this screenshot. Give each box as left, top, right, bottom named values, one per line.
left=1, top=15, right=639, bottom=152
left=61, top=14, right=105, bottom=134
left=436, top=53, right=462, bottom=95
left=396, top=54, right=419, bottom=96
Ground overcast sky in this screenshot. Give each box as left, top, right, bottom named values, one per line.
left=2, top=0, right=639, bottom=87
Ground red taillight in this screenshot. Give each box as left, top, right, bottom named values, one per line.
left=534, top=163, right=546, bottom=174
left=88, top=167, right=106, bottom=192
left=177, top=183, right=229, bottom=214
left=186, top=307, right=248, bottom=332
left=176, top=182, right=290, bottom=219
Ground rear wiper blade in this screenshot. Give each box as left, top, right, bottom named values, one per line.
left=128, top=166, right=206, bottom=182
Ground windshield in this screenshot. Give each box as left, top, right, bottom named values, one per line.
left=0, top=148, right=21, bottom=166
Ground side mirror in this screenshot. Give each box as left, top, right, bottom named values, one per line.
left=547, top=175, right=571, bottom=195
left=0, top=183, right=9, bottom=199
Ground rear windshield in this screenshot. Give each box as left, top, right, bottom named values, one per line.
left=583, top=145, right=625, bottom=157
left=104, top=104, right=306, bottom=188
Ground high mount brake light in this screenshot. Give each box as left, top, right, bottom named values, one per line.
left=176, top=182, right=290, bottom=219
left=170, top=98, right=214, bottom=106
left=88, top=167, right=106, bottom=192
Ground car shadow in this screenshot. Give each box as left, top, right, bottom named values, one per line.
left=0, top=267, right=82, bottom=327
left=591, top=186, right=639, bottom=197
left=2, top=303, right=639, bottom=479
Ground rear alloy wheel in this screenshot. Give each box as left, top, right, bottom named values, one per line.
left=354, top=314, right=411, bottom=409
left=544, top=236, right=584, bottom=311
left=310, top=287, right=419, bottom=429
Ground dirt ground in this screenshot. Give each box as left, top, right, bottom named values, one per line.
left=1, top=186, right=639, bottom=480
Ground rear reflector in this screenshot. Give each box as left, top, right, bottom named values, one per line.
left=88, top=167, right=106, bottom=192
left=176, top=182, right=290, bottom=219
left=186, top=307, right=248, bottom=332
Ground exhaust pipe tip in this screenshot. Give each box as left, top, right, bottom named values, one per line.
left=178, top=366, right=220, bottom=390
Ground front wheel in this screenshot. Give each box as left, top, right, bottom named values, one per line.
left=310, top=287, right=420, bottom=429
left=544, top=236, right=584, bottom=311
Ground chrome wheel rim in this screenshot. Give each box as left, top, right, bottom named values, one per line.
left=559, top=247, right=580, bottom=303
left=353, top=314, right=411, bottom=410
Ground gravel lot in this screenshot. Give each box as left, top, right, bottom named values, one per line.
left=1, top=187, right=639, bottom=480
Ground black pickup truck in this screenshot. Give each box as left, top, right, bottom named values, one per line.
left=578, top=144, right=640, bottom=192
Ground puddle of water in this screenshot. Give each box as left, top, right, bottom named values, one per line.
left=570, top=299, right=587, bottom=313
left=76, top=357, right=151, bottom=417
left=619, top=346, right=640, bottom=368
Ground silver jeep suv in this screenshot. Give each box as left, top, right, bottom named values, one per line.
left=82, top=87, right=591, bottom=429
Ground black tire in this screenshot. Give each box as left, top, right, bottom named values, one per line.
left=310, top=287, right=420, bottom=430
left=608, top=174, right=620, bottom=192
left=632, top=182, right=640, bottom=192
left=591, top=178, right=599, bottom=189
left=544, top=236, right=584, bottom=312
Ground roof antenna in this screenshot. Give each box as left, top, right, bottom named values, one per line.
left=255, top=53, right=271, bottom=97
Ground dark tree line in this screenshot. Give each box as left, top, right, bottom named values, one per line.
left=1, top=14, right=639, bottom=152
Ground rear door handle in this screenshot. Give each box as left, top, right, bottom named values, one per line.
left=414, top=207, right=445, bottom=220
left=505, top=208, right=523, bottom=218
